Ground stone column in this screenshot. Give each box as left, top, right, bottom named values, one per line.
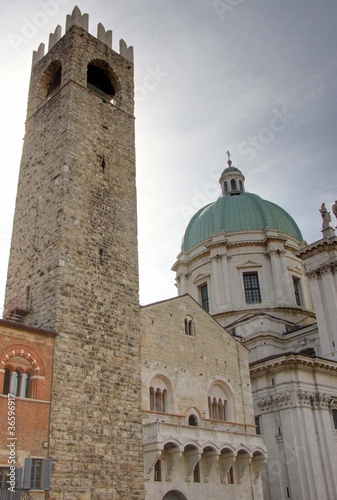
left=178, top=273, right=187, bottom=295
left=309, top=265, right=337, bottom=359
left=278, top=249, right=293, bottom=304
left=268, top=250, right=283, bottom=303
left=211, top=256, right=221, bottom=313
left=221, top=254, right=232, bottom=308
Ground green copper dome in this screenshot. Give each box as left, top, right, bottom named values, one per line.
left=182, top=192, right=303, bottom=252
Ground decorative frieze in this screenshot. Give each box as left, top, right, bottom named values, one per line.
left=298, top=391, right=331, bottom=408
left=257, top=396, right=273, bottom=411
left=274, top=392, right=292, bottom=407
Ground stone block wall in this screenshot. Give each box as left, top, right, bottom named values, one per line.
left=3, top=9, right=144, bottom=499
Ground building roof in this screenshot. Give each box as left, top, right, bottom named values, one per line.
left=181, top=191, right=304, bottom=252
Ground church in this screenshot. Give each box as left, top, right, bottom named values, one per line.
left=0, top=7, right=336, bottom=500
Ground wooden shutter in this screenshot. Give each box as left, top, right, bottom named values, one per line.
left=23, top=458, right=32, bottom=489
left=42, top=459, right=51, bottom=491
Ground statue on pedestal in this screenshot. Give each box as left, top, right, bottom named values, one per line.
left=320, top=203, right=331, bottom=230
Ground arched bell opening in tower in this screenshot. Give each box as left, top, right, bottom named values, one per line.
left=87, top=59, right=117, bottom=102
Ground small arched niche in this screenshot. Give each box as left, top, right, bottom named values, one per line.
left=87, top=60, right=118, bottom=102
left=40, top=60, right=62, bottom=98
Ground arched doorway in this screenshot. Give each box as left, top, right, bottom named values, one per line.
left=162, top=490, right=187, bottom=500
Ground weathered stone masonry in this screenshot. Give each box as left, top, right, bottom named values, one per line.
left=4, top=7, right=144, bottom=499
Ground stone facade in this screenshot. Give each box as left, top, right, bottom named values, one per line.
left=251, top=354, right=337, bottom=500
left=297, top=235, right=337, bottom=360
left=3, top=7, right=144, bottom=499
left=141, top=295, right=267, bottom=500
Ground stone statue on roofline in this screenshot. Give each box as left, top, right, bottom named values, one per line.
left=320, top=202, right=336, bottom=238
left=332, top=200, right=337, bottom=222
left=320, top=203, right=331, bottom=229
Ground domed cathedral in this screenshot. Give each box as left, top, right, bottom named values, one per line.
left=173, top=154, right=316, bottom=359
left=173, top=154, right=337, bottom=500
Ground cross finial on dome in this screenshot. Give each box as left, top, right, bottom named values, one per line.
left=226, top=150, right=232, bottom=167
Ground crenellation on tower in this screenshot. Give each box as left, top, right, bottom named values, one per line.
left=97, top=22, right=113, bottom=48
left=32, top=6, right=133, bottom=68
left=120, top=38, right=134, bottom=63
left=65, top=5, right=89, bottom=33
left=32, top=42, right=45, bottom=66
left=48, top=24, right=62, bottom=51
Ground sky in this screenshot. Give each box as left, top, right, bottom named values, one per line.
left=0, top=0, right=336, bottom=311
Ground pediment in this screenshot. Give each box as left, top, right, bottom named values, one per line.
left=193, top=273, right=210, bottom=284
left=236, top=260, right=262, bottom=270
left=287, top=265, right=303, bottom=276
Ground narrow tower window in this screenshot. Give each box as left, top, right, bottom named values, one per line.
left=230, top=179, right=237, bottom=191
left=47, top=66, right=62, bottom=96
left=41, top=60, right=62, bottom=98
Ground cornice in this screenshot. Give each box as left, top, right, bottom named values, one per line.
left=250, top=353, right=337, bottom=376
left=175, top=239, right=300, bottom=268
left=296, top=237, right=337, bottom=259
left=305, top=261, right=337, bottom=280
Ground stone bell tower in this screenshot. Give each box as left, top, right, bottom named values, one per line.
left=4, top=6, right=144, bottom=499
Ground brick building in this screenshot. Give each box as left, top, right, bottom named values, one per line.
left=0, top=320, right=55, bottom=497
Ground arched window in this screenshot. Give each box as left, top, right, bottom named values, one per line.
left=230, top=179, right=237, bottom=191
left=149, top=387, right=155, bottom=410
left=155, top=388, right=162, bottom=411
left=154, top=460, right=161, bottom=482
left=193, top=462, right=200, bottom=483
left=149, top=375, right=172, bottom=413
left=162, top=389, right=168, bottom=412
left=87, top=60, right=117, bottom=102
left=224, top=181, right=228, bottom=194
left=188, top=415, right=198, bottom=426
left=3, top=368, right=10, bottom=395
left=22, top=373, right=31, bottom=398
left=2, top=367, right=32, bottom=399
left=239, top=180, right=243, bottom=192
left=208, top=381, right=233, bottom=421
left=40, top=60, right=62, bottom=98
left=1, top=347, right=44, bottom=400
left=150, top=387, right=168, bottom=412
left=11, top=371, right=20, bottom=397
left=184, top=316, right=195, bottom=336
